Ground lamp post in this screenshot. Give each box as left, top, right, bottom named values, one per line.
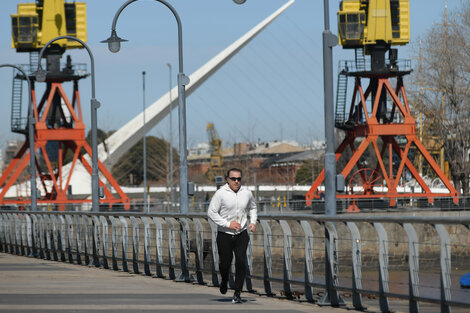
left=102, top=0, right=190, bottom=216
left=167, top=63, right=174, bottom=212
left=0, top=64, right=37, bottom=211
left=36, top=36, right=101, bottom=212
left=319, top=0, right=342, bottom=306
left=103, top=0, right=191, bottom=282
left=234, top=0, right=340, bottom=305
left=321, top=0, right=337, bottom=217
left=142, top=71, right=148, bottom=213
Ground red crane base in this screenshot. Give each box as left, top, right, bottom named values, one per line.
left=0, top=80, right=130, bottom=211
left=306, top=74, right=459, bottom=207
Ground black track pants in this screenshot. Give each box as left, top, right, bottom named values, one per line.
left=216, top=230, right=249, bottom=293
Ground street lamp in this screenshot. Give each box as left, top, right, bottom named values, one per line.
left=103, top=0, right=191, bottom=282
left=142, top=71, right=148, bottom=213
left=0, top=64, right=37, bottom=211
left=167, top=63, right=174, bottom=212
left=102, top=0, right=190, bottom=216
left=320, top=0, right=342, bottom=306
left=321, top=0, right=337, bottom=217
left=233, top=0, right=340, bottom=305
left=36, top=36, right=101, bottom=212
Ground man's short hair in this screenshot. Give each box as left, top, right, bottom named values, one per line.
left=226, top=168, right=242, bottom=178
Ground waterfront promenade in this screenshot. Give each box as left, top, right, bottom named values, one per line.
left=0, top=253, right=342, bottom=313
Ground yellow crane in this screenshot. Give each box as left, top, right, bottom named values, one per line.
left=206, top=123, right=225, bottom=183
left=11, top=0, right=87, bottom=52
left=338, top=0, right=409, bottom=50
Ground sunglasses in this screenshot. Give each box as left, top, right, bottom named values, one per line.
left=228, top=177, right=242, bottom=182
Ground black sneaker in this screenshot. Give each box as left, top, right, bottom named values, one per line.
left=232, top=291, right=242, bottom=304
left=219, top=281, right=228, bottom=295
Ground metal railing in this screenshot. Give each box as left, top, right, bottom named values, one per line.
left=0, top=210, right=469, bottom=312
left=16, top=62, right=88, bottom=76
left=338, top=59, right=413, bottom=74
left=3, top=195, right=469, bottom=214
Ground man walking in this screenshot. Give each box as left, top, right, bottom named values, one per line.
left=207, top=168, right=257, bottom=303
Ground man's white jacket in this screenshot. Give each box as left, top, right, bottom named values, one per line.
left=207, top=183, right=257, bottom=235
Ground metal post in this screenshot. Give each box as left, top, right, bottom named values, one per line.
left=320, top=0, right=343, bottom=307
left=104, top=0, right=190, bottom=280
left=103, top=0, right=189, bottom=215
left=167, top=63, right=174, bottom=212
left=38, top=36, right=100, bottom=212
left=0, top=64, right=37, bottom=211
left=142, top=71, right=148, bottom=213
left=322, top=0, right=336, bottom=217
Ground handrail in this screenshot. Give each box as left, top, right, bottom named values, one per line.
left=1, top=210, right=469, bottom=312
left=2, top=210, right=469, bottom=224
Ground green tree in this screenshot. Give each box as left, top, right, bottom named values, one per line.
left=111, top=136, right=179, bottom=186
left=408, top=3, right=470, bottom=195
left=295, top=156, right=323, bottom=185
left=86, top=128, right=110, bottom=153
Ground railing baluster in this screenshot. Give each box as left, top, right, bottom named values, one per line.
left=193, top=218, right=205, bottom=284
left=65, top=215, right=74, bottom=263
left=402, top=223, right=420, bottom=313
left=91, top=215, right=101, bottom=267
left=279, top=220, right=293, bottom=299
left=83, top=215, right=92, bottom=265
left=299, top=220, right=314, bottom=302
left=38, top=215, right=46, bottom=259
left=58, top=215, right=67, bottom=261
left=30, top=214, right=39, bottom=257
left=0, top=214, right=4, bottom=253
left=14, top=214, right=21, bottom=255
left=373, top=222, right=391, bottom=313
left=100, top=216, right=109, bottom=269
left=152, top=217, right=165, bottom=278
left=346, top=221, right=366, bottom=311
left=74, top=215, right=82, bottom=265
left=165, top=217, right=176, bottom=279
left=260, top=219, right=273, bottom=296
left=176, top=218, right=191, bottom=282
left=20, top=214, right=27, bottom=255
left=245, top=230, right=254, bottom=292
left=319, top=222, right=344, bottom=306
left=8, top=214, right=15, bottom=254
left=119, top=216, right=129, bottom=272
left=208, top=219, right=220, bottom=287
left=50, top=215, right=59, bottom=261
left=129, top=216, right=140, bottom=274
left=25, top=214, right=32, bottom=256
left=109, top=216, right=119, bottom=271
left=142, top=217, right=152, bottom=276
left=434, top=224, right=451, bottom=313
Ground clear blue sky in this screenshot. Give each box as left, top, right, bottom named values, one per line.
left=0, top=0, right=459, bottom=151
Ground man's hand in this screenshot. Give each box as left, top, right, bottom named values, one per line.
left=229, top=221, right=242, bottom=231
left=248, top=223, right=256, bottom=232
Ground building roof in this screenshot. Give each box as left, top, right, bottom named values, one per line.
left=248, top=142, right=304, bottom=155
left=187, top=141, right=306, bottom=162
left=275, top=149, right=323, bottom=163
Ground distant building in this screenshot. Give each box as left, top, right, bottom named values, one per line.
left=188, top=140, right=324, bottom=185
left=188, top=142, right=210, bottom=156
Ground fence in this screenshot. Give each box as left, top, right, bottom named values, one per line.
left=4, top=194, right=470, bottom=214
left=0, top=210, right=469, bottom=312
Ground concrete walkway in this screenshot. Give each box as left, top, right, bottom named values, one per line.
left=0, top=253, right=343, bottom=313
